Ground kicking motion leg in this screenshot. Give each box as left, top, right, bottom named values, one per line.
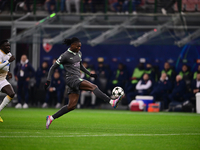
left=80, top=80, right=122, bottom=108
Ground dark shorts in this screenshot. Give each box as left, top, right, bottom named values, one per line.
left=66, top=76, right=84, bottom=95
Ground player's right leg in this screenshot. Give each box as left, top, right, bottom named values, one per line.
left=46, top=93, right=79, bottom=129
left=0, top=84, right=15, bottom=123
left=0, top=84, right=15, bottom=112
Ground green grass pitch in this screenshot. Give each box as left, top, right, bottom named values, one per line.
left=0, top=108, right=200, bottom=150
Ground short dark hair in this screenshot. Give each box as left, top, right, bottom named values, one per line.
left=63, top=37, right=80, bottom=46
left=0, top=39, right=8, bottom=47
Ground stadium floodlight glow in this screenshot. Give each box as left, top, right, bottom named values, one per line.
left=48, top=16, right=96, bottom=44
left=130, top=16, right=180, bottom=47
left=175, top=28, right=200, bottom=47
left=9, top=13, right=57, bottom=43
left=130, top=25, right=166, bottom=47
left=50, top=13, right=56, bottom=18
left=88, top=16, right=137, bottom=47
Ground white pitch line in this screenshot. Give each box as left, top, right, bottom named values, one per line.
left=0, top=133, right=200, bottom=138
left=75, top=111, right=200, bottom=117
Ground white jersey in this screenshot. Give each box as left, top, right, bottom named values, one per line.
left=0, top=50, right=12, bottom=81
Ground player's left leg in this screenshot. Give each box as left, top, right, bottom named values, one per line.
left=46, top=93, right=79, bottom=129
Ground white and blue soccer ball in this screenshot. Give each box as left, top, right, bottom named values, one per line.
left=112, top=86, right=124, bottom=98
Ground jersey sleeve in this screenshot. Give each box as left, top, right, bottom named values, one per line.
left=0, top=53, right=3, bottom=63
left=56, top=53, right=68, bottom=65
left=0, top=53, right=9, bottom=69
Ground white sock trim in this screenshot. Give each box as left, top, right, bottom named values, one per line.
left=50, top=116, right=54, bottom=121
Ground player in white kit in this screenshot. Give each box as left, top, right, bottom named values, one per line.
left=0, top=40, right=16, bottom=122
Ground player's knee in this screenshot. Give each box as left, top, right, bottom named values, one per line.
left=68, top=100, right=78, bottom=111
left=68, top=104, right=76, bottom=111
left=91, top=84, right=98, bottom=90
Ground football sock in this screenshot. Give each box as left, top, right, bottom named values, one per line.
left=0, top=96, right=12, bottom=112
left=93, top=87, right=110, bottom=103
left=50, top=116, right=54, bottom=121
left=52, top=105, right=69, bottom=119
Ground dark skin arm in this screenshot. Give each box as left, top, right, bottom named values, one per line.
left=8, top=56, right=15, bottom=63
left=7, top=72, right=12, bottom=79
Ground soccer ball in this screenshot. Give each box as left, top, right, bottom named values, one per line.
left=112, top=86, right=124, bottom=98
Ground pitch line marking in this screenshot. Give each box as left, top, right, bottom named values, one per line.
left=0, top=133, right=200, bottom=138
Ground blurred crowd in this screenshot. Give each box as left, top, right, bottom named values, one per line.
left=10, top=54, right=200, bottom=112
left=0, top=0, right=200, bottom=15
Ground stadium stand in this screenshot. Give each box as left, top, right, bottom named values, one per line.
left=185, top=0, right=197, bottom=12
left=146, top=0, right=154, bottom=4
left=197, top=0, right=200, bottom=11
left=174, top=0, right=185, bottom=12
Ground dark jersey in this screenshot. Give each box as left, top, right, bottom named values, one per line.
left=47, top=48, right=90, bottom=81
left=56, top=48, right=82, bottom=77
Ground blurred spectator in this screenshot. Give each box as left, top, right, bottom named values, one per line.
left=34, top=61, right=49, bottom=106
left=150, top=72, right=172, bottom=109
left=83, top=0, right=96, bottom=13
left=161, top=0, right=182, bottom=15
left=193, top=64, right=200, bottom=79
left=178, top=64, right=193, bottom=92
left=109, top=0, right=118, bottom=12
left=60, top=0, right=66, bottom=12
left=96, top=61, right=111, bottom=94
left=0, top=0, right=19, bottom=14
left=109, top=62, right=128, bottom=92
left=45, top=0, right=56, bottom=14
left=122, top=0, right=141, bottom=14
left=21, top=0, right=31, bottom=13
left=161, top=62, right=176, bottom=83
left=14, top=55, right=35, bottom=109
left=25, top=0, right=31, bottom=13
left=135, top=73, right=152, bottom=95
left=65, top=0, right=80, bottom=14
left=126, top=73, right=152, bottom=104
left=168, top=75, right=187, bottom=104
left=126, top=62, right=145, bottom=93
left=112, top=0, right=124, bottom=14
left=35, top=61, right=49, bottom=89
left=191, top=73, right=200, bottom=97
left=145, top=62, right=155, bottom=82
left=42, top=71, right=65, bottom=108
left=80, top=69, right=97, bottom=108
left=0, top=0, right=8, bottom=13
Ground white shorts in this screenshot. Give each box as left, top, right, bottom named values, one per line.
left=0, top=79, right=10, bottom=91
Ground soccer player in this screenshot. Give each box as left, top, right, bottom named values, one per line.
left=0, top=39, right=16, bottom=122
left=45, top=37, right=122, bottom=129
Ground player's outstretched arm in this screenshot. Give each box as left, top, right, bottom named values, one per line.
left=8, top=56, right=15, bottom=63
left=7, top=72, right=12, bottom=79
left=44, top=63, right=60, bottom=90
left=0, top=56, right=15, bottom=70
left=80, top=62, right=91, bottom=75
left=80, top=62, right=98, bottom=79
left=90, top=73, right=97, bottom=79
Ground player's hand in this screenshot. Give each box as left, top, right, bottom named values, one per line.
left=90, top=73, right=97, bottom=79
left=8, top=56, right=15, bottom=63
left=44, top=80, right=50, bottom=90
left=7, top=72, right=12, bottom=79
